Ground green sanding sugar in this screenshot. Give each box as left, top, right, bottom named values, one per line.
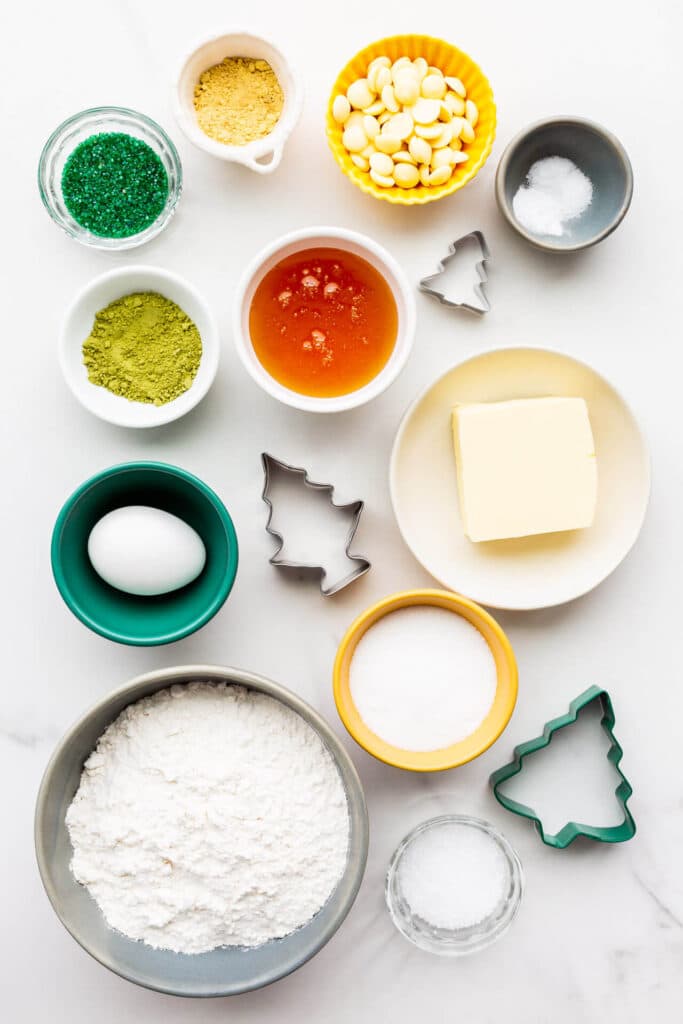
left=61, top=132, right=169, bottom=238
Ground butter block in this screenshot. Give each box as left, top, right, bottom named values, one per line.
left=452, top=397, right=598, bottom=542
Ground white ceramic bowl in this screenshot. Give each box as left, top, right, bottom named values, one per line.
left=173, top=30, right=303, bottom=174
left=233, top=226, right=416, bottom=413
left=60, top=266, right=219, bottom=428
left=390, top=347, right=650, bottom=610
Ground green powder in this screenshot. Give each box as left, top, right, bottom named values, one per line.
left=62, top=133, right=169, bottom=238
left=83, top=292, right=202, bottom=406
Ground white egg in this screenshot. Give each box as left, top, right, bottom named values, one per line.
left=87, top=506, right=206, bottom=597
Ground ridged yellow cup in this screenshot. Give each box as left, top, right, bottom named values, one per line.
left=326, top=35, right=496, bottom=205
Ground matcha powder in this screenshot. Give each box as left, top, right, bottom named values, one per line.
left=83, top=292, right=202, bottom=406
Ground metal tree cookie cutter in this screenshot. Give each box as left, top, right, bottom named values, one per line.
left=419, top=229, right=491, bottom=314
left=489, top=686, right=635, bottom=849
left=261, top=453, right=370, bottom=597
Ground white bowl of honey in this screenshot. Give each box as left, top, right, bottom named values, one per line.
left=233, top=226, right=416, bottom=412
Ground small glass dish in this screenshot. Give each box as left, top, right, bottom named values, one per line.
left=38, top=106, right=183, bottom=251
left=385, top=814, right=523, bottom=956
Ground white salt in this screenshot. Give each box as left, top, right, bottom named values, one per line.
left=512, top=156, right=593, bottom=237
left=400, top=822, right=507, bottom=929
left=349, top=606, right=497, bottom=751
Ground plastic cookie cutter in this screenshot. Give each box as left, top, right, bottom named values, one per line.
left=489, top=686, right=635, bottom=849
left=261, top=453, right=370, bottom=597
left=419, top=229, right=491, bottom=314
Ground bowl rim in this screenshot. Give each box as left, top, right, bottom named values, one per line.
left=34, top=664, right=369, bottom=997
left=494, top=115, right=634, bottom=252
left=232, top=224, right=416, bottom=412
left=50, top=461, right=238, bottom=646
left=333, top=588, right=518, bottom=771
left=58, top=263, right=220, bottom=428
left=325, top=33, right=496, bottom=205
left=38, top=105, right=183, bottom=251
left=172, top=29, right=304, bottom=171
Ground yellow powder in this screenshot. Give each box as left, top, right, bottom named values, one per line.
left=193, top=57, right=284, bottom=146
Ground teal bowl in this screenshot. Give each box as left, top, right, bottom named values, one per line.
left=51, top=462, right=238, bottom=645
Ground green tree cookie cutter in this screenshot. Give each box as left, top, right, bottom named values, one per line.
left=489, top=686, right=635, bottom=849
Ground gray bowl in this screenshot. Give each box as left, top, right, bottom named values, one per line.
left=495, top=116, right=633, bottom=252
left=35, top=665, right=369, bottom=997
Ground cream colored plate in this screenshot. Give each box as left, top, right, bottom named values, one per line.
left=390, top=348, right=650, bottom=610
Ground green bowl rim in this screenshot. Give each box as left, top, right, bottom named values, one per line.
left=50, top=461, right=239, bottom=646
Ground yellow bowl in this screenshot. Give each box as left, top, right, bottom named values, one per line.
left=326, top=35, right=496, bottom=205
left=333, top=589, right=517, bottom=771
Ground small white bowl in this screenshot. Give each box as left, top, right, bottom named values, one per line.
left=232, top=226, right=416, bottom=413
left=173, top=30, right=303, bottom=174
left=60, top=266, right=219, bottom=428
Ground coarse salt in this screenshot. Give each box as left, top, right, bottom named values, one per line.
left=399, top=821, right=508, bottom=929
left=512, top=156, right=593, bottom=237
left=349, top=606, right=497, bottom=751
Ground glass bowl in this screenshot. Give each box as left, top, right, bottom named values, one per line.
left=38, top=106, right=183, bottom=251
left=385, top=814, right=523, bottom=955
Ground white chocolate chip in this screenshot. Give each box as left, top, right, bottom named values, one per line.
left=437, top=101, right=452, bottom=123
left=332, top=95, right=351, bottom=124
left=393, top=150, right=416, bottom=163
left=414, top=122, right=444, bottom=140
left=409, top=135, right=432, bottom=164
left=412, top=57, right=429, bottom=79
left=342, top=124, right=368, bottom=152
left=421, top=74, right=447, bottom=100
left=363, top=100, right=385, bottom=117
left=377, top=111, right=391, bottom=125
left=346, top=110, right=366, bottom=128
left=363, top=115, right=380, bottom=139
left=465, top=99, right=479, bottom=126
left=362, top=144, right=376, bottom=158
left=452, top=151, right=469, bottom=164
left=431, top=123, right=453, bottom=148
left=347, top=78, right=375, bottom=110
left=386, top=112, right=414, bottom=140
left=393, top=162, right=420, bottom=188
left=370, top=168, right=395, bottom=188
left=444, top=92, right=466, bottom=116
left=391, top=56, right=412, bottom=78
left=412, top=98, right=441, bottom=125
left=375, top=133, right=402, bottom=154
left=444, top=76, right=466, bottom=97
left=376, top=66, right=392, bottom=92
left=369, top=151, right=394, bottom=176
left=450, top=117, right=466, bottom=140
left=429, top=165, right=452, bottom=186
left=419, top=163, right=432, bottom=186
left=431, top=147, right=456, bottom=169
left=460, top=119, right=476, bottom=144
left=381, top=83, right=400, bottom=113
left=351, top=154, right=370, bottom=170
left=394, top=70, right=420, bottom=105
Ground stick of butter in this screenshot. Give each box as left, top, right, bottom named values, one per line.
left=452, top=397, right=598, bottom=542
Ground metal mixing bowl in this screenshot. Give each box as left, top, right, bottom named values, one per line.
left=35, top=665, right=369, bottom=997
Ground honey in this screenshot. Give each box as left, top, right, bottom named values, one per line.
left=249, top=247, right=398, bottom=398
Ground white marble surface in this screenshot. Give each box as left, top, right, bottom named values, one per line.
left=3, top=1, right=682, bottom=1019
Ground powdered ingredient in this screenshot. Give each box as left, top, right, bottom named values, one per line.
left=349, top=606, right=497, bottom=751
left=512, top=156, right=593, bottom=237
left=82, top=292, right=202, bottom=406
left=399, top=821, right=507, bottom=929
left=193, top=57, right=284, bottom=145
left=66, top=682, right=350, bottom=953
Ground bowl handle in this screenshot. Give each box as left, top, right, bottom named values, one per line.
left=239, top=144, right=284, bottom=174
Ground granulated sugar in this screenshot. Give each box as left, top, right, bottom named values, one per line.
left=399, top=821, right=508, bottom=929
left=349, top=606, right=497, bottom=751
left=512, top=156, right=593, bottom=237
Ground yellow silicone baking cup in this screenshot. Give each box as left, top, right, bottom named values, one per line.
left=333, top=589, right=517, bottom=771
left=326, top=35, right=496, bottom=205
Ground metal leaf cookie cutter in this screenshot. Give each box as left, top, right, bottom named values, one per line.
left=489, top=686, right=635, bottom=849
left=261, top=453, right=370, bottom=597
left=419, top=229, right=491, bottom=314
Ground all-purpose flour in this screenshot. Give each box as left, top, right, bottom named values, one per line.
left=66, top=682, right=350, bottom=953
